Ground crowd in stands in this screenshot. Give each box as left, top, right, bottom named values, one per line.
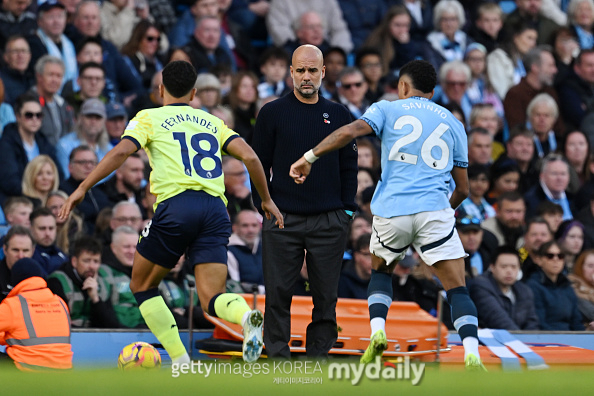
left=0, top=0, right=593, bottom=332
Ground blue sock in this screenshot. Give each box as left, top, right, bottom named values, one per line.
left=446, top=286, right=478, bottom=340
left=367, top=270, right=393, bottom=323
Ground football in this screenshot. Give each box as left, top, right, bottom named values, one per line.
left=117, top=342, right=161, bottom=370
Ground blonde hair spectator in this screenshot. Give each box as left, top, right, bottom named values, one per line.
left=21, top=155, right=60, bottom=205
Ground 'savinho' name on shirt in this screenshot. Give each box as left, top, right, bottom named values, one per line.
left=160, top=113, right=219, bottom=133
left=401, top=101, right=447, bottom=119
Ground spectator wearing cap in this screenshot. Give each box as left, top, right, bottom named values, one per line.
left=104, top=102, right=127, bottom=146
left=64, top=62, right=107, bottom=115
left=504, top=46, right=564, bottom=135
left=0, top=256, right=73, bottom=371
left=56, top=98, right=113, bottom=179
left=28, top=55, right=75, bottom=146
left=0, top=93, right=62, bottom=206
left=456, top=213, right=497, bottom=279
left=27, top=0, right=77, bottom=91
left=469, top=246, right=540, bottom=330
left=195, top=73, right=221, bottom=113
left=338, top=233, right=372, bottom=299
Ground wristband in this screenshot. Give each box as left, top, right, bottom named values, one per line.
left=345, top=210, right=354, bottom=218
left=303, top=149, right=319, bottom=164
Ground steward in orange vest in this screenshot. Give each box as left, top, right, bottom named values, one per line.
left=0, top=258, right=73, bottom=371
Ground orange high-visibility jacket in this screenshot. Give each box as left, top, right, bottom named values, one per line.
left=0, top=276, right=73, bottom=371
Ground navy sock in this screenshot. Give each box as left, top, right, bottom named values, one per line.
left=133, top=288, right=160, bottom=306
left=208, top=293, right=223, bottom=317
left=446, top=286, right=478, bottom=340
left=367, top=270, right=393, bottom=320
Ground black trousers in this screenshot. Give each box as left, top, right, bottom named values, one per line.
left=262, top=209, right=350, bottom=358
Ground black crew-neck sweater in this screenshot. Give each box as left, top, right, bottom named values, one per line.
left=252, top=92, right=358, bottom=215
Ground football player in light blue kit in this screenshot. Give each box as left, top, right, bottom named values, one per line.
left=290, top=60, right=485, bottom=370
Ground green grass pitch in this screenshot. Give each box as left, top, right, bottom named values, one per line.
left=0, top=360, right=592, bottom=396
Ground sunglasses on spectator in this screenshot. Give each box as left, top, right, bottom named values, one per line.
left=145, top=35, right=161, bottom=43
left=544, top=252, right=565, bottom=260
left=342, top=82, right=364, bottom=90
left=23, top=112, right=43, bottom=119
left=457, top=217, right=481, bottom=225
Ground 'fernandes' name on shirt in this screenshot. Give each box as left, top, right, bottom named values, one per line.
left=160, top=113, right=219, bottom=133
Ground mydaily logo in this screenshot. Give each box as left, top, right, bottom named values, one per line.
left=328, top=356, right=425, bottom=386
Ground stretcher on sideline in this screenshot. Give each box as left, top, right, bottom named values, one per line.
left=200, top=295, right=594, bottom=368
left=201, top=295, right=448, bottom=357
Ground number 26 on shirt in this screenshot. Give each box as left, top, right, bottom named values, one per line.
left=173, top=132, right=222, bottom=179
left=388, top=115, right=450, bottom=170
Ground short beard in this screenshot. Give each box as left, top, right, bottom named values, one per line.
left=295, top=86, right=319, bottom=99
left=123, top=179, right=141, bottom=193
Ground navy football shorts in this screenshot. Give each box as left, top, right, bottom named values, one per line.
left=136, top=189, right=231, bottom=269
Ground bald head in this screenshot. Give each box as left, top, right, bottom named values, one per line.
left=291, top=45, right=325, bottom=103
left=292, top=44, right=323, bottom=66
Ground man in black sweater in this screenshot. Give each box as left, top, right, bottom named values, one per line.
left=252, top=44, right=358, bottom=358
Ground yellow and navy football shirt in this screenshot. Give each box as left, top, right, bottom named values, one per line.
left=122, top=103, right=239, bottom=208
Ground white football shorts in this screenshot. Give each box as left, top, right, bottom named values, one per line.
left=370, top=207, right=467, bottom=266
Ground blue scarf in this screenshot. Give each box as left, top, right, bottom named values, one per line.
left=575, top=26, right=594, bottom=50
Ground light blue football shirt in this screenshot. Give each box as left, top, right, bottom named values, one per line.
left=361, top=96, right=468, bottom=218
